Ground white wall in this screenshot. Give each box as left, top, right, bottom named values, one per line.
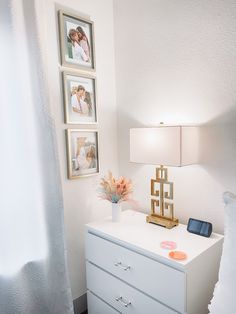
left=37, top=0, right=236, bottom=303
left=114, top=0, right=236, bottom=233
left=37, top=0, right=118, bottom=300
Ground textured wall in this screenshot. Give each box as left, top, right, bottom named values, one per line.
left=114, top=0, right=236, bottom=233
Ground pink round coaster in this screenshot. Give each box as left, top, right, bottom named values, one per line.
left=160, top=241, right=177, bottom=250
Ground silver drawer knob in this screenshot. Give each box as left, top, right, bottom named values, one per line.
left=115, top=296, right=131, bottom=307
left=114, top=261, right=131, bottom=271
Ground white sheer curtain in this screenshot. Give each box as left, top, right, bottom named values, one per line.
left=0, top=0, right=73, bottom=313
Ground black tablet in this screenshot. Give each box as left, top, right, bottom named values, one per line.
left=187, top=218, right=212, bottom=237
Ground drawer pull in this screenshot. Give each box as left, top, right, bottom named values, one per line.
left=114, top=261, right=131, bottom=271
left=115, top=296, right=131, bottom=307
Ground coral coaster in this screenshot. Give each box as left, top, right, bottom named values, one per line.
left=169, top=251, right=187, bottom=260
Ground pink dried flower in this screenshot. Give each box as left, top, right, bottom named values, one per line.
left=98, top=171, right=134, bottom=204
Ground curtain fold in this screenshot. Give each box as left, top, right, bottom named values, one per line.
left=0, top=0, right=73, bottom=313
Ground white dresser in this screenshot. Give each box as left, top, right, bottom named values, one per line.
left=85, top=210, right=223, bottom=314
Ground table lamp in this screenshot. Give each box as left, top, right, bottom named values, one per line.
left=130, top=125, right=199, bottom=229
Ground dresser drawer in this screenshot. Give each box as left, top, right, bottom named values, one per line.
left=86, top=232, right=185, bottom=312
left=87, top=262, right=177, bottom=314
left=87, top=291, right=121, bottom=314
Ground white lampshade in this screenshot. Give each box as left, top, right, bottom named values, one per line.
left=130, top=126, right=199, bottom=167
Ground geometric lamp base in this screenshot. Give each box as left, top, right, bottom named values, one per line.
left=146, top=214, right=179, bottom=229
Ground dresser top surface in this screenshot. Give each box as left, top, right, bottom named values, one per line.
left=86, top=210, right=223, bottom=268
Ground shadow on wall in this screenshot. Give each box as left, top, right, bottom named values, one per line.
left=199, top=106, right=236, bottom=193
left=117, top=111, right=145, bottom=176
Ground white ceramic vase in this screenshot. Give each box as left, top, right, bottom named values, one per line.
left=112, top=202, right=122, bottom=222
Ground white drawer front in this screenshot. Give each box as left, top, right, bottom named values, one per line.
left=87, top=262, right=177, bottom=314
left=87, top=291, right=121, bottom=314
left=86, top=233, right=185, bottom=312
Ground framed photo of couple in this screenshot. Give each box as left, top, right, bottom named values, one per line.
left=59, top=9, right=99, bottom=179
left=59, top=10, right=95, bottom=71
left=63, top=71, right=97, bottom=124
left=66, top=129, right=99, bottom=179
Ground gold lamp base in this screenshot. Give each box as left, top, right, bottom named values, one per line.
left=147, top=165, right=179, bottom=229
left=146, top=214, right=179, bottom=229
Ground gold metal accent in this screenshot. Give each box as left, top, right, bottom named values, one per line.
left=146, top=165, right=179, bottom=229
